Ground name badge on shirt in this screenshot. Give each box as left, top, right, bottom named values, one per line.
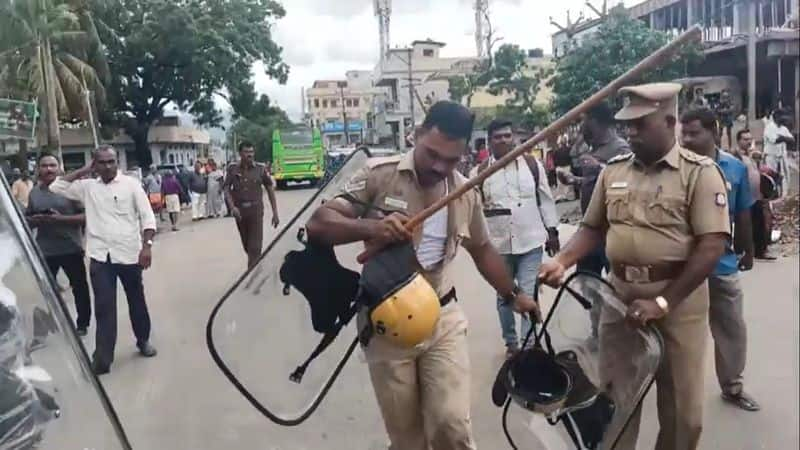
left=384, top=196, right=408, bottom=210
left=610, top=181, right=628, bottom=189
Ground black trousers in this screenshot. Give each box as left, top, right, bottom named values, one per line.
left=89, top=257, right=151, bottom=366
left=751, top=200, right=771, bottom=256
left=45, top=252, right=91, bottom=329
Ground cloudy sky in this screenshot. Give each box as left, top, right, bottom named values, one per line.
left=251, top=0, right=635, bottom=120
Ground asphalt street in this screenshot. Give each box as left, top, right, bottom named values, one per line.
left=31, top=184, right=800, bottom=449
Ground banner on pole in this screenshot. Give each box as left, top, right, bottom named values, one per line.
left=0, top=98, right=38, bottom=140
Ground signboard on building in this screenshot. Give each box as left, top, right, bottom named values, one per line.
left=321, top=121, right=363, bottom=133
left=0, top=98, right=38, bottom=140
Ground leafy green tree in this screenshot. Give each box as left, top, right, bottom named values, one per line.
left=549, top=8, right=702, bottom=116
left=94, top=0, right=289, bottom=166
left=448, top=62, right=491, bottom=108
left=227, top=79, right=290, bottom=163
left=485, top=43, right=551, bottom=131
left=0, top=0, right=108, bottom=155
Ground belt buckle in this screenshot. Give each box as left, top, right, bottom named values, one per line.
left=240, top=201, right=252, bottom=208
left=625, top=265, right=651, bottom=283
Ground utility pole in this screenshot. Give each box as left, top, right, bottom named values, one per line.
left=407, top=48, right=415, bottom=130
left=338, top=82, right=349, bottom=145
left=747, top=0, right=756, bottom=124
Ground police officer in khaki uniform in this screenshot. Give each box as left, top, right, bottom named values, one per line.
left=539, top=83, right=731, bottom=450
left=224, top=141, right=280, bottom=269
left=307, top=101, right=540, bottom=450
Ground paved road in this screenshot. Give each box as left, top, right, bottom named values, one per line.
left=45, top=186, right=799, bottom=449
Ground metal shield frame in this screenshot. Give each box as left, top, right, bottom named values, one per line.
left=505, top=271, right=665, bottom=450
left=206, top=148, right=376, bottom=427
left=0, top=172, right=132, bottom=449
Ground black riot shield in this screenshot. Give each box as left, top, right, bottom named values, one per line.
left=499, top=272, right=664, bottom=450
left=0, top=173, right=131, bottom=449
left=206, top=148, right=376, bottom=426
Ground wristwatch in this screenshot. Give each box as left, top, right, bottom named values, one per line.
left=144, top=239, right=154, bottom=247
left=654, top=296, right=669, bottom=314
left=500, top=284, right=522, bottom=305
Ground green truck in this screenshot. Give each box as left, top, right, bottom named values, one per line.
left=272, top=126, right=324, bottom=189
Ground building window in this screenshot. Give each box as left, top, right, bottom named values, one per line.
left=331, top=100, right=338, bottom=108
left=353, top=98, right=360, bottom=107
left=314, top=98, right=320, bottom=108
left=345, top=99, right=352, bottom=107
left=169, top=154, right=175, bottom=163
left=423, top=49, right=434, bottom=57
left=322, top=99, right=328, bottom=108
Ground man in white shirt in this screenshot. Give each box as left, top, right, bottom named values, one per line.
left=763, top=109, right=796, bottom=196
left=51, top=145, right=158, bottom=375
left=477, top=120, right=560, bottom=358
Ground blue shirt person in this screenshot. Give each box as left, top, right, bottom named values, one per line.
left=714, top=149, right=755, bottom=275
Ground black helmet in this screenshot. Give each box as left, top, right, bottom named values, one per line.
left=504, top=344, right=572, bottom=415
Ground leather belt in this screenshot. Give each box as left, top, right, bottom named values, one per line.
left=440, top=288, right=457, bottom=307
left=483, top=208, right=512, bottom=217
left=611, top=262, right=684, bottom=283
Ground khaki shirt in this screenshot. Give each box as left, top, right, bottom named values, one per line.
left=337, top=151, right=490, bottom=297
left=582, top=144, right=730, bottom=267
left=224, top=162, right=272, bottom=209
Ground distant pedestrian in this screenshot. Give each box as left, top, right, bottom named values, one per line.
left=733, top=129, right=777, bottom=260
left=476, top=138, right=489, bottom=164
left=143, top=165, right=163, bottom=222
left=51, top=145, right=157, bottom=375
left=763, top=109, right=795, bottom=196
left=161, top=171, right=183, bottom=231
left=189, top=161, right=208, bottom=221
left=716, top=89, right=735, bottom=149
left=205, top=159, right=225, bottom=218
left=177, top=166, right=191, bottom=206
left=224, top=141, right=280, bottom=269
left=26, top=153, right=91, bottom=336
left=11, top=169, right=33, bottom=209
left=681, top=107, right=760, bottom=412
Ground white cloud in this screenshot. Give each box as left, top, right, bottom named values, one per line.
left=256, top=0, right=634, bottom=120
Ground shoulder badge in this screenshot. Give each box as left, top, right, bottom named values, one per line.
left=366, top=154, right=403, bottom=168
left=679, top=148, right=713, bottom=166
left=606, top=152, right=634, bottom=164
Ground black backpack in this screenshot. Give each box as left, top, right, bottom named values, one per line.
left=279, top=228, right=361, bottom=383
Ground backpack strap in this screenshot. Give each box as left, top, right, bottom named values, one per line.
left=522, top=153, right=542, bottom=208
left=476, top=159, right=491, bottom=203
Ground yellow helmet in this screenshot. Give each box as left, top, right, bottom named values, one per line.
left=359, top=243, right=441, bottom=349
left=370, top=272, right=440, bottom=348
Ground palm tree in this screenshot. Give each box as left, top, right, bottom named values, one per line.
left=0, top=0, right=108, bottom=159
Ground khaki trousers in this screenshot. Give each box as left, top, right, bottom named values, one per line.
left=365, top=304, right=476, bottom=450
left=604, top=275, right=709, bottom=450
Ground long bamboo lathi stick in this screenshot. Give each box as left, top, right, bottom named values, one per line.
left=403, top=25, right=702, bottom=231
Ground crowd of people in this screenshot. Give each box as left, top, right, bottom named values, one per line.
left=7, top=140, right=280, bottom=376
left=307, top=88, right=796, bottom=449
left=2, top=83, right=795, bottom=447
left=141, top=158, right=228, bottom=232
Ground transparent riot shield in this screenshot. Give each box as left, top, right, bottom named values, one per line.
left=502, top=272, right=664, bottom=450
left=0, top=174, right=131, bottom=449
left=207, top=148, right=373, bottom=426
